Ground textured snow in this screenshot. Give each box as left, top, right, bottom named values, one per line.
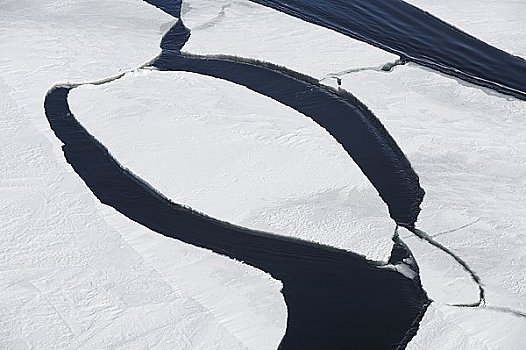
left=407, top=0, right=526, bottom=58
left=69, top=69, right=395, bottom=262
left=409, top=303, right=526, bottom=350
left=340, top=64, right=526, bottom=350
left=182, top=0, right=398, bottom=79
left=0, top=1, right=286, bottom=348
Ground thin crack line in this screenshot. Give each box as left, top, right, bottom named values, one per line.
left=411, top=228, right=485, bottom=306
left=431, top=218, right=481, bottom=238
left=482, top=305, right=526, bottom=319
left=406, top=226, right=526, bottom=320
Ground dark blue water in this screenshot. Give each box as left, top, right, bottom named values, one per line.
left=250, top=0, right=526, bottom=100
left=44, top=87, right=428, bottom=349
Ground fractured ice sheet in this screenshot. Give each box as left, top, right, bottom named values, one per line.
left=340, top=63, right=526, bottom=349
left=69, top=69, right=396, bottom=262
left=181, top=0, right=398, bottom=79
left=0, top=1, right=285, bottom=348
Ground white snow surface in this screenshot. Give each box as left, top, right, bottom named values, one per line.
left=0, top=1, right=286, bottom=349
left=410, top=303, right=526, bottom=350
left=181, top=0, right=398, bottom=79
left=407, top=0, right=526, bottom=58
left=69, top=69, right=395, bottom=262
left=340, top=64, right=526, bottom=350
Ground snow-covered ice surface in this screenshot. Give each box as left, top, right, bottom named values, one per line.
left=69, top=69, right=396, bottom=262
left=0, top=1, right=286, bottom=348
left=4, top=0, right=524, bottom=347
left=406, top=0, right=526, bottom=58
left=410, top=302, right=526, bottom=350
left=181, top=0, right=398, bottom=79
left=339, top=64, right=526, bottom=349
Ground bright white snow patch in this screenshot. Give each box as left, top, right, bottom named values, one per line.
left=69, top=69, right=396, bottom=262
left=181, top=0, right=398, bottom=79
left=409, top=303, right=526, bottom=350
left=341, top=63, right=526, bottom=350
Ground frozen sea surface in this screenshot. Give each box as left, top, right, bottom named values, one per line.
left=47, top=81, right=426, bottom=349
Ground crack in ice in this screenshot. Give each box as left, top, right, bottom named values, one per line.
left=411, top=228, right=485, bottom=306
left=319, top=57, right=407, bottom=84
left=431, top=219, right=481, bottom=239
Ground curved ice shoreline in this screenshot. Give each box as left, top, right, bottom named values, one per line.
left=45, top=81, right=428, bottom=348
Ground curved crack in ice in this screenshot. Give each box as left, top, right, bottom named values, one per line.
left=44, top=84, right=429, bottom=348
left=412, top=228, right=485, bottom=306
left=404, top=224, right=526, bottom=319
left=152, top=19, right=425, bottom=229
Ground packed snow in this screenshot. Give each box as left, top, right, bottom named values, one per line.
left=181, top=0, right=398, bottom=79
left=340, top=64, right=526, bottom=349
left=69, top=69, right=396, bottom=262
left=0, top=1, right=286, bottom=348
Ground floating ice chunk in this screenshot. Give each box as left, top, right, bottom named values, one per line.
left=182, top=0, right=397, bottom=79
